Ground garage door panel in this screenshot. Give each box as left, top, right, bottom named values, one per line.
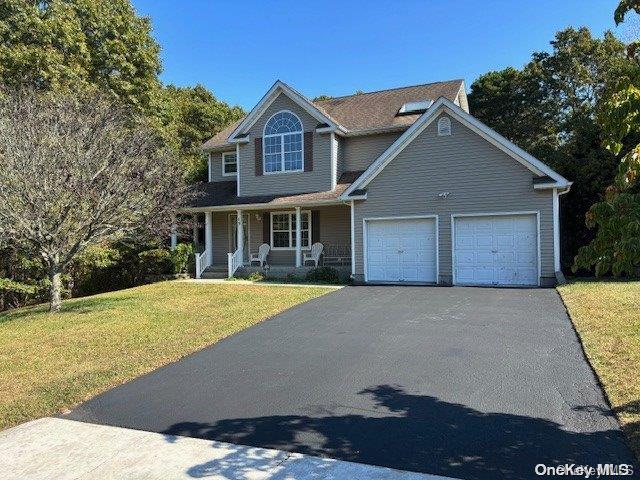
left=456, top=235, right=475, bottom=249
left=476, top=235, right=493, bottom=248
left=495, top=252, right=515, bottom=265
left=454, top=214, right=538, bottom=286
left=366, top=218, right=437, bottom=283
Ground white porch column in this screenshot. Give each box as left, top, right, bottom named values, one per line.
left=170, top=215, right=178, bottom=250
left=204, top=211, right=213, bottom=267
left=236, top=209, right=244, bottom=264
left=295, top=206, right=302, bottom=267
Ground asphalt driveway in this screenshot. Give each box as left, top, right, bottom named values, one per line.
left=68, top=286, right=637, bottom=479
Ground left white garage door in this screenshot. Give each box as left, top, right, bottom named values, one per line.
left=366, top=218, right=437, bottom=283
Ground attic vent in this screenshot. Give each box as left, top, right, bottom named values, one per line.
left=437, top=116, right=451, bottom=136
left=397, top=100, right=433, bottom=116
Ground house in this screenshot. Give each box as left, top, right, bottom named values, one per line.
left=183, top=79, right=571, bottom=286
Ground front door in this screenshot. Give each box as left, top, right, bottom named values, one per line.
left=230, top=214, right=250, bottom=262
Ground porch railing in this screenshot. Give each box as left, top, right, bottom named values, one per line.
left=195, top=251, right=207, bottom=279
left=227, top=248, right=242, bottom=278
left=322, top=244, right=352, bottom=266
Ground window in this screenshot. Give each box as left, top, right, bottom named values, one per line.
left=270, top=211, right=311, bottom=249
left=263, top=111, right=303, bottom=173
left=222, top=152, right=237, bottom=176
left=437, top=116, right=451, bottom=136
left=397, top=100, right=433, bottom=115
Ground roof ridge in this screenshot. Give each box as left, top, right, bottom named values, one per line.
left=313, top=79, right=464, bottom=103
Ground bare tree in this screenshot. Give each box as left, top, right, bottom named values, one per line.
left=0, top=89, right=192, bottom=312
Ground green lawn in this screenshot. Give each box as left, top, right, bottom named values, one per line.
left=0, top=281, right=332, bottom=430
left=558, top=280, right=640, bottom=460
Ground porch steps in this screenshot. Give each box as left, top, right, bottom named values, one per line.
left=200, top=265, right=228, bottom=279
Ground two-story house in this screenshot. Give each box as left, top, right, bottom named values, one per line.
left=184, top=79, right=571, bottom=287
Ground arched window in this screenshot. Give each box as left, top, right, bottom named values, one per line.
left=263, top=111, right=303, bottom=173
left=437, top=116, right=451, bottom=136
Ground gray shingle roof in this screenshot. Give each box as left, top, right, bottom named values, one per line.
left=188, top=171, right=364, bottom=209
left=202, top=80, right=463, bottom=151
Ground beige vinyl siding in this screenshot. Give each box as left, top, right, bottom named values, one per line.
left=317, top=205, right=350, bottom=250
left=342, top=132, right=402, bottom=172
left=211, top=212, right=229, bottom=265
left=238, top=93, right=332, bottom=196
left=208, top=151, right=237, bottom=182
left=353, top=114, right=555, bottom=285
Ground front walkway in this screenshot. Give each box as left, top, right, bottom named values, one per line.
left=0, top=417, right=451, bottom=479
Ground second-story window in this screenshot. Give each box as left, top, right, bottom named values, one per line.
left=222, top=152, right=237, bottom=176
left=263, top=111, right=303, bottom=174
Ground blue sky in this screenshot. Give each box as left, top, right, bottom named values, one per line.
left=132, top=0, right=623, bottom=110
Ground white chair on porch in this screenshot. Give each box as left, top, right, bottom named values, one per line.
left=250, top=243, right=270, bottom=267
left=303, top=242, right=324, bottom=267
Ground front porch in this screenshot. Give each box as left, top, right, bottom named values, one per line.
left=180, top=204, right=353, bottom=280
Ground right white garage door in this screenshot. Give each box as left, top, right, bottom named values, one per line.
left=453, top=214, right=538, bottom=286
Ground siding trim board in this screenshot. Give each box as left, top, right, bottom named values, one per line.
left=450, top=211, right=541, bottom=287
left=342, top=97, right=571, bottom=199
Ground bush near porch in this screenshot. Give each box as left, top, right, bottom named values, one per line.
left=558, top=280, right=640, bottom=461
left=0, top=281, right=332, bottom=430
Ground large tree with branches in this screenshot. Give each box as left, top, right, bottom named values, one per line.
left=0, top=90, right=191, bottom=312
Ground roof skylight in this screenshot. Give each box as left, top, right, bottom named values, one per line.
left=397, top=100, right=433, bottom=115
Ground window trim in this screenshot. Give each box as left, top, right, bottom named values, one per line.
left=262, top=110, right=304, bottom=175
left=270, top=210, right=312, bottom=250
left=222, top=151, right=237, bottom=177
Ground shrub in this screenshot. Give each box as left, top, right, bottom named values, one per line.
left=286, top=273, right=302, bottom=283
left=305, top=267, right=342, bottom=284
left=247, top=271, right=265, bottom=282
left=170, top=243, right=194, bottom=275
left=138, top=248, right=173, bottom=275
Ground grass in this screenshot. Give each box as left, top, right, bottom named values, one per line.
left=557, top=279, right=640, bottom=460
left=0, top=281, right=332, bottom=430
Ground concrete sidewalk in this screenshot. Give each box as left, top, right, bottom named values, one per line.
left=0, top=417, right=454, bottom=479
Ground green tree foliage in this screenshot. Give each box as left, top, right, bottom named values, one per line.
left=573, top=3, right=640, bottom=276
left=0, top=0, right=244, bottom=182
left=153, top=85, right=244, bottom=181
left=0, top=0, right=161, bottom=111
left=0, top=1, right=244, bottom=309
left=468, top=28, right=629, bottom=270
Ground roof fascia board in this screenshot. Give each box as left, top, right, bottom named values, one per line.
left=344, top=125, right=409, bottom=137
left=340, top=97, right=569, bottom=199
left=229, top=135, right=250, bottom=144
left=180, top=198, right=345, bottom=213
left=229, top=81, right=341, bottom=140
left=447, top=105, right=568, bottom=184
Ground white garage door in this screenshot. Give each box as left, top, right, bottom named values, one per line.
left=366, top=218, right=437, bottom=283
left=453, top=214, right=538, bottom=286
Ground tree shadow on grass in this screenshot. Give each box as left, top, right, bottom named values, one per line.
left=612, top=399, right=640, bottom=463
left=0, top=295, right=133, bottom=321
left=163, top=385, right=638, bottom=480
